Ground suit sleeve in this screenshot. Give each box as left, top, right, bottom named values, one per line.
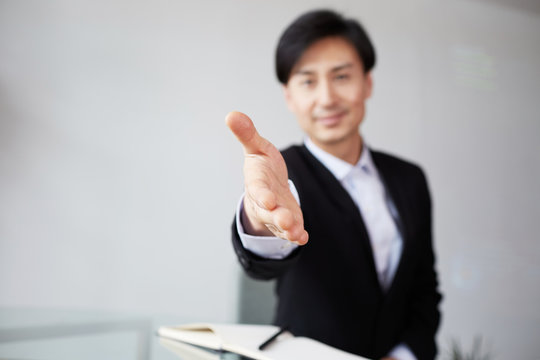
left=401, top=169, right=442, bottom=360
left=231, top=218, right=302, bottom=280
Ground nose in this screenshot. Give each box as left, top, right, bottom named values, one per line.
left=317, top=79, right=337, bottom=107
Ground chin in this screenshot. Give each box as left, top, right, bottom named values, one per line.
left=315, top=135, right=346, bottom=146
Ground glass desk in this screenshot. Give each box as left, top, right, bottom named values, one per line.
left=0, top=308, right=246, bottom=360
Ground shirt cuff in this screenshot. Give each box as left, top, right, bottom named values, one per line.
left=388, top=343, right=417, bottom=360
left=235, top=180, right=300, bottom=260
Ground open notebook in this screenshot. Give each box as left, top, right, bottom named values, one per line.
left=158, top=323, right=370, bottom=360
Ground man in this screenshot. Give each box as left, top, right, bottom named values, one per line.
left=226, top=9, right=441, bottom=360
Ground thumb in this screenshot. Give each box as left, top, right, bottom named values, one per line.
left=225, top=111, right=268, bottom=155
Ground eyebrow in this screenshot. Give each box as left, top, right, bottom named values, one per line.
left=294, top=63, right=354, bottom=76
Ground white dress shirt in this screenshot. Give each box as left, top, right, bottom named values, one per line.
left=236, top=137, right=415, bottom=360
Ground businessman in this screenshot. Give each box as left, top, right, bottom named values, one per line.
left=226, top=9, right=442, bottom=360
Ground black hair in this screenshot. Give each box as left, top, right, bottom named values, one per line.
left=275, top=9, right=376, bottom=84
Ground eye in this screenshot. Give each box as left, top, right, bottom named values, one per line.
left=335, top=73, right=350, bottom=81
left=301, top=78, right=315, bottom=86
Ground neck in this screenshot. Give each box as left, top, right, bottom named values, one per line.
left=312, top=133, right=363, bottom=165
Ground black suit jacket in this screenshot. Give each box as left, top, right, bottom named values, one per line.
left=232, top=145, right=442, bottom=360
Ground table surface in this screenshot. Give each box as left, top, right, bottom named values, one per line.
left=0, top=307, right=246, bottom=360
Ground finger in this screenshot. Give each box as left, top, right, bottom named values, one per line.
left=274, top=207, right=296, bottom=230
left=246, top=191, right=295, bottom=231
left=291, top=228, right=309, bottom=246
left=272, top=207, right=309, bottom=245
left=268, top=223, right=309, bottom=245
left=244, top=194, right=277, bottom=231
left=278, top=222, right=309, bottom=245
left=225, top=111, right=269, bottom=155
left=247, top=201, right=309, bottom=245
left=246, top=184, right=278, bottom=211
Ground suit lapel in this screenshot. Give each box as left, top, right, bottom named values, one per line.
left=298, top=145, right=382, bottom=293
left=371, top=151, right=411, bottom=294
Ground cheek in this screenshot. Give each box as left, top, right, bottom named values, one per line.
left=291, top=94, right=314, bottom=115
left=340, top=84, right=365, bottom=105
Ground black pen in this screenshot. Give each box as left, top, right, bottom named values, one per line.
left=258, top=326, right=290, bottom=351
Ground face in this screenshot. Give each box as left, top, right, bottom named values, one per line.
left=284, top=36, right=373, bottom=151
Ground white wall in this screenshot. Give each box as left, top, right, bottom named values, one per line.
left=1, top=0, right=539, bottom=358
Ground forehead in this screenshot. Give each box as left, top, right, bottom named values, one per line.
left=292, top=36, right=363, bottom=73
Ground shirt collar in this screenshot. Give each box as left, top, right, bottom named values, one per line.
left=304, top=137, right=375, bottom=181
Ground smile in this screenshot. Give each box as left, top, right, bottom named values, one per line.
left=315, top=111, right=347, bottom=126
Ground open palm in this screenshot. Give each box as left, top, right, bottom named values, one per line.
left=226, top=111, right=308, bottom=245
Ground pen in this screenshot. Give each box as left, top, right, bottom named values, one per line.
left=258, top=326, right=290, bottom=350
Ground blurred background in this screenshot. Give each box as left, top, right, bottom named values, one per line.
left=1, top=0, right=539, bottom=358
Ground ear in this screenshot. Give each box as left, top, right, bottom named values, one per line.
left=364, top=72, right=374, bottom=99
left=282, top=84, right=295, bottom=112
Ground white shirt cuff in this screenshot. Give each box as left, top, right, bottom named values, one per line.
left=388, top=343, right=417, bottom=360
left=235, top=180, right=300, bottom=260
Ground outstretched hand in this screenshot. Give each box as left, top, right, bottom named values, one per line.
left=226, top=111, right=308, bottom=245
